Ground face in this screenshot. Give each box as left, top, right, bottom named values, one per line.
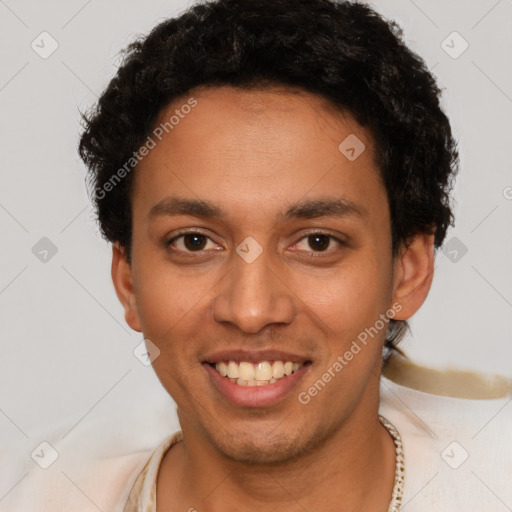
left=113, top=85, right=433, bottom=465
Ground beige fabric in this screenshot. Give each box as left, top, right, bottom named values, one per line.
left=382, top=352, right=512, bottom=399
left=123, top=432, right=183, bottom=512
left=3, top=353, right=510, bottom=511
left=122, top=352, right=512, bottom=511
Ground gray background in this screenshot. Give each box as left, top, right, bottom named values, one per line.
left=1, top=0, right=511, bottom=503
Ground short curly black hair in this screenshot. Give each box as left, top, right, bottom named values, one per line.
left=78, top=0, right=458, bottom=357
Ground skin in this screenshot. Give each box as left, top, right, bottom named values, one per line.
left=112, top=85, right=434, bottom=511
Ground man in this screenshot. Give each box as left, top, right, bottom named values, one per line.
left=75, top=0, right=511, bottom=510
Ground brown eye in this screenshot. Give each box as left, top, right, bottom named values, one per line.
left=167, top=231, right=216, bottom=253
left=307, top=234, right=331, bottom=251
left=183, top=233, right=208, bottom=251
left=291, top=231, right=345, bottom=256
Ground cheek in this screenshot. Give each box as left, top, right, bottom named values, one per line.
left=297, top=258, right=392, bottom=340
left=134, top=269, right=208, bottom=394
left=132, top=258, right=209, bottom=343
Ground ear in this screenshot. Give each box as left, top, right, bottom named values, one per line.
left=111, top=242, right=142, bottom=332
left=391, top=233, right=435, bottom=321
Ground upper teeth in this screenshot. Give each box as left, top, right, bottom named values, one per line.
left=214, top=360, right=303, bottom=383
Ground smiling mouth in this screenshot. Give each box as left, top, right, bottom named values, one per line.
left=207, top=360, right=311, bottom=387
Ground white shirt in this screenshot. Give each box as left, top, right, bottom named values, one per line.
left=3, top=353, right=511, bottom=512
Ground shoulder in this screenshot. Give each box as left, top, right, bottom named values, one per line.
left=0, top=443, right=156, bottom=512
left=1, top=415, right=182, bottom=512
left=379, top=352, right=512, bottom=511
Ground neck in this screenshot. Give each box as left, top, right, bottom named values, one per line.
left=157, top=375, right=396, bottom=511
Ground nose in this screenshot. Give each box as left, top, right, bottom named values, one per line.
left=212, top=247, right=296, bottom=334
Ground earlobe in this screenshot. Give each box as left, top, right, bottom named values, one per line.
left=111, top=243, right=142, bottom=332
left=391, top=233, right=435, bottom=321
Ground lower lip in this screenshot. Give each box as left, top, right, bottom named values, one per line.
left=203, top=363, right=311, bottom=408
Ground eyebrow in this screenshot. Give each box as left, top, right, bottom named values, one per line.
left=147, top=195, right=367, bottom=222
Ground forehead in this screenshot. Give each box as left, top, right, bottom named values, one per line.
left=154, top=85, right=370, bottom=155
left=132, top=85, right=386, bottom=224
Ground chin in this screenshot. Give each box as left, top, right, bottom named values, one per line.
left=211, top=425, right=323, bottom=466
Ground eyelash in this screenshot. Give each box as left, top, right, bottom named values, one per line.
left=165, top=229, right=346, bottom=258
